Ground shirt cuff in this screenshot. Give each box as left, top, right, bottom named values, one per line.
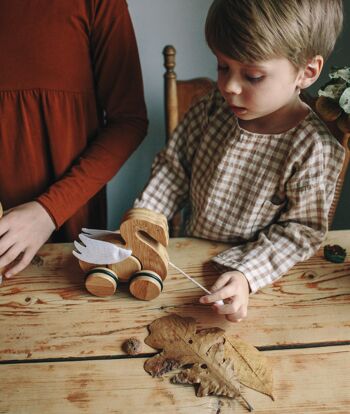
left=211, top=253, right=274, bottom=294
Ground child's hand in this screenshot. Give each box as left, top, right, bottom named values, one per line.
left=0, top=202, right=56, bottom=278
left=199, top=271, right=250, bottom=322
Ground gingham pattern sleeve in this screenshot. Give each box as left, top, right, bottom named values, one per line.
left=134, top=93, right=211, bottom=218
left=134, top=87, right=345, bottom=293
left=212, top=129, right=345, bottom=293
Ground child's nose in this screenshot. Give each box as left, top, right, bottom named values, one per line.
left=224, top=77, right=242, bottom=95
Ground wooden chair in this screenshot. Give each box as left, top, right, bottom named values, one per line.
left=163, top=45, right=215, bottom=236
left=163, top=44, right=350, bottom=236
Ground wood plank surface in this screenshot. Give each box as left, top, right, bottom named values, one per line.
left=1, top=345, right=349, bottom=414
left=1, top=231, right=350, bottom=361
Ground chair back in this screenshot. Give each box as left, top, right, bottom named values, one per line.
left=164, top=45, right=215, bottom=141
left=301, top=92, right=350, bottom=225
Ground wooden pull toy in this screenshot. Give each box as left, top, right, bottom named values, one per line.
left=73, top=207, right=223, bottom=304
left=73, top=208, right=169, bottom=301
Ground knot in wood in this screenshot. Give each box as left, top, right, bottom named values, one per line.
left=31, top=255, right=44, bottom=267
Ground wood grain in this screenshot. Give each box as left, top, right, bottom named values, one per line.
left=0, top=232, right=349, bottom=361
left=120, top=208, right=169, bottom=281
left=1, top=346, right=349, bottom=414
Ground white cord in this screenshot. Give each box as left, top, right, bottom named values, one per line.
left=168, top=261, right=224, bottom=306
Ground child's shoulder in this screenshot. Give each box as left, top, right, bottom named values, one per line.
left=290, top=108, right=345, bottom=165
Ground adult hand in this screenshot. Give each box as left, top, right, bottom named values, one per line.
left=199, top=270, right=250, bottom=322
left=0, top=201, right=56, bottom=278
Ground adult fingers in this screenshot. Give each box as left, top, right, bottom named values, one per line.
left=0, top=215, right=9, bottom=237
left=0, top=243, right=23, bottom=271
left=0, top=226, right=19, bottom=256
left=4, top=250, right=33, bottom=278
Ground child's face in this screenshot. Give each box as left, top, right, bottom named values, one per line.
left=215, top=51, right=304, bottom=125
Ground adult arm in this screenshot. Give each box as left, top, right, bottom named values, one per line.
left=37, top=0, right=148, bottom=228
left=0, top=0, right=147, bottom=277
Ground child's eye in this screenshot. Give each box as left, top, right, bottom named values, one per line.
left=246, top=75, right=264, bottom=83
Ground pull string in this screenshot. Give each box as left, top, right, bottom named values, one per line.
left=168, top=261, right=224, bottom=306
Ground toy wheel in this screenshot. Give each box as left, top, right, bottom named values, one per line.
left=129, top=270, right=163, bottom=301
left=85, top=267, right=119, bottom=297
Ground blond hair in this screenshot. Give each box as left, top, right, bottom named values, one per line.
left=205, top=0, right=343, bottom=68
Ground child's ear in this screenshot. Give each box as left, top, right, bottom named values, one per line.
left=297, top=55, right=324, bottom=89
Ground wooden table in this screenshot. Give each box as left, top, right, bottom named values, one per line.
left=1, top=231, right=350, bottom=413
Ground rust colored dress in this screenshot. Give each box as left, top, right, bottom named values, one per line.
left=0, top=0, right=148, bottom=241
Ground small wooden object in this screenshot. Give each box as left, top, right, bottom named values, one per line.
left=129, top=271, right=163, bottom=301
left=119, top=208, right=169, bottom=280
left=80, top=208, right=169, bottom=301
left=85, top=267, right=119, bottom=297
left=107, top=255, right=141, bottom=282
left=79, top=232, right=142, bottom=280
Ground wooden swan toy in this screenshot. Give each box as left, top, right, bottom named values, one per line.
left=73, top=208, right=169, bottom=301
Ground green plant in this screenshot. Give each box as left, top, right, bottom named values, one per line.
left=316, top=66, right=350, bottom=132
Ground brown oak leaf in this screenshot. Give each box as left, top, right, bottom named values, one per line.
left=144, top=314, right=273, bottom=410
left=225, top=336, right=274, bottom=400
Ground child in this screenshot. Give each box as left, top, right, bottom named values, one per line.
left=0, top=0, right=147, bottom=278
left=134, top=0, right=345, bottom=322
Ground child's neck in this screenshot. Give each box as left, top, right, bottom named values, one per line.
left=238, top=96, right=310, bottom=135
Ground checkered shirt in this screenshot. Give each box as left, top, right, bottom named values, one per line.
left=134, top=88, right=345, bottom=293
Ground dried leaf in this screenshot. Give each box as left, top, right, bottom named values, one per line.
left=225, top=336, right=274, bottom=400
left=144, top=314, right=274, bottom=409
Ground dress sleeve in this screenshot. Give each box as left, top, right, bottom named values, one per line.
left=134, top=96, right=209, bottom=218
left=212, top=136, right=345, bottom=293
left=37, top=0, right=148, bottom=228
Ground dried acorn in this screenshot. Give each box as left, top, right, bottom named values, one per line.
left=122, top=337, right=143, bottom=355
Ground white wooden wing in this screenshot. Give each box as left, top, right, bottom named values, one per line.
left=81, top=228, right=118, bottom=239
left=73, top=233, right=132, bottom=265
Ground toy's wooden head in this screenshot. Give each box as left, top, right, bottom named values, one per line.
left=78, top=208, right=169, bottom=301
left=120, top=208, right=169, bottom=279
